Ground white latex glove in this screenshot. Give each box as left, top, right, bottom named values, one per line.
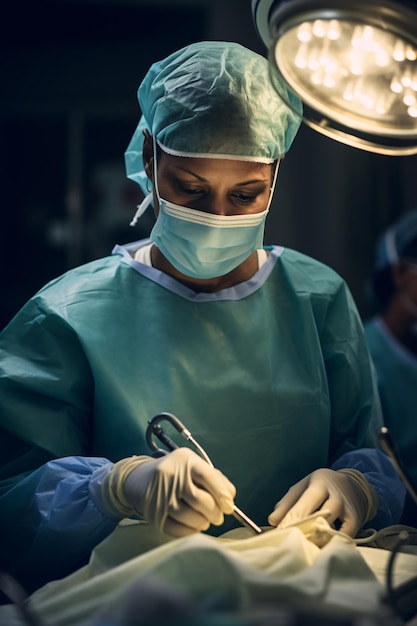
left=101, top=448, right=236, bottom=537
left=268, top=468, right=378, bottom=537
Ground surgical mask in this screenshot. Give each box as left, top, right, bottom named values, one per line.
left=149, top=145, right=278, bottom=279
left=151, top=200, right=272, bottom=279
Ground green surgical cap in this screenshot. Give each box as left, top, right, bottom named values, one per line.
left=125, top=41, right=303, bottom=196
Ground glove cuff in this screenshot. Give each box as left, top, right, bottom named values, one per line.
left=101, top=456, right=153, bottom=519
left=337, top=468, right=378, bottom=525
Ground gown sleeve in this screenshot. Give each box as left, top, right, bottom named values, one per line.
left=319, top=280, right=406, bottom=527
left=0, top=456, right=119, bottom=594
left=331, top=448, right=406, bottom=528
left=0, top=296, right=120, bottom=593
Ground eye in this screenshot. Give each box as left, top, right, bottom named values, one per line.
left=232, top=186, right=267, bottom=204
left=178, top=184, right=205, bottom=196
left=232, top=192, right=257, bottom=203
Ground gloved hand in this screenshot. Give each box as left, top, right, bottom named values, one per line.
left=100, top=448, right=236, bottom=537
left=268, top=468, right=378, bottom=537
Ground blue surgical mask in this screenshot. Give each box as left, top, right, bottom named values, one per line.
left=150, top=200, right=270, bottom=279
left=149, top=144, right=278, bottom=279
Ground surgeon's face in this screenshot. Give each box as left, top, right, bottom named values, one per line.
left=152, top=151, right=277, bottom=218
left=141, top=131, right=281, bottom=291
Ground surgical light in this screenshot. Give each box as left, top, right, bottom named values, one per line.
left=252, top=0, right=417, bottom=155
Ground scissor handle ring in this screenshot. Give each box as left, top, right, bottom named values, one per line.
left=146, top=419, right=165, bottom=452
left=146, top=412, right=185, bottom=452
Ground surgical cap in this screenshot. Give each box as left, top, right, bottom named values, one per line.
left=375, top=209, right=417, bottom=269
left=125, top=41, right=303, bottom=197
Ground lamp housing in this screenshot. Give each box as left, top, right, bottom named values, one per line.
left=252, top=0, right=417, bottom=155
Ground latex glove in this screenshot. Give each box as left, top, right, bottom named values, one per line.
left=268, top=468, right=378, bottom=537
left=101, top=448, right=236, bottom=537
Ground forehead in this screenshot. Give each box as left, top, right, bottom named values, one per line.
left=158, top=152, right=272, bottom=179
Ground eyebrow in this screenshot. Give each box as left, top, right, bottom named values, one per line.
left=172, top=165, right=270, bottom=186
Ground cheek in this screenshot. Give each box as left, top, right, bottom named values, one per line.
left=155, top=175, right=178, bottom=204
left=259, top=187, right=273, bottom=210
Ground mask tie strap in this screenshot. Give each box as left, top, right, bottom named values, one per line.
left=130, top=135, right=160, bottom=227
left=152, top=136, right=163, bottom=204
left=266, top=161, right=280, bottom=211
left=130, top=193, right=153, bottom=227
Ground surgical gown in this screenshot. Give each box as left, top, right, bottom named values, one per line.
left=0, top=241, right=404, bottom=593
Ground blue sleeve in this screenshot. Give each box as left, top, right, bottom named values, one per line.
left=331, top=448, right=406, bottom=529
left=0, top=456, right=120, bottom=594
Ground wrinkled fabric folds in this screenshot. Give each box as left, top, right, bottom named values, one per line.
left=125, top=41, right=302, bottom=198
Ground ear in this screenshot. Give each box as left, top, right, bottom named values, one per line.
left=142, top=129, right=154, bottom=180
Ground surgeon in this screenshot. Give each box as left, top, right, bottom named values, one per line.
left=364, top=210, right=417, bottom=525
left=0, top=41, right=405, bottom=595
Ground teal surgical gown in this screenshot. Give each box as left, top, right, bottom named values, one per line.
left=365, top=316, right=417, bottom=524
left=0, top=242, right=405, bottom=593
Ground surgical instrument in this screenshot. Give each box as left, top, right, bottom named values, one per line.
left=378, top=426, right=417, bottom=506
left=146, top=412, right=263, bottom=535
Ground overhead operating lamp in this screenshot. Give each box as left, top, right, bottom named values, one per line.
left=252, top=0, right=417, bottom=155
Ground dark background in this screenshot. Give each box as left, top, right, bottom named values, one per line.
left=2, top=0, right=417, bottom=329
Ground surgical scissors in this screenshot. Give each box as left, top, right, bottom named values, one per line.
left=146, top=412, right=263, bottom=535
